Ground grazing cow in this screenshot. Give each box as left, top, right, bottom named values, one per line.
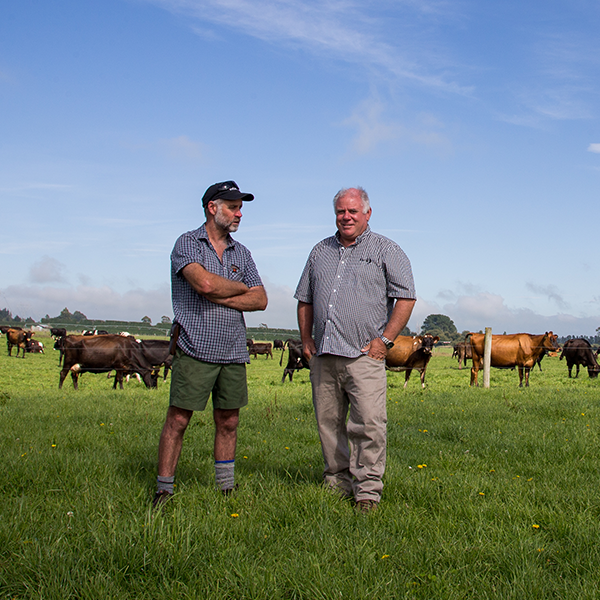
left=248, top=342, right=273, bottom=359
left=468, top=331, right=560, bottom=387
left=560, top=338, right=600, bottom=378
left=1, top=325, right=21, bottom=334
left=280, top=339, right=309, bottom=382
left=452, top=340, right=472, bottom=370
left=82, top=329, right=109, bottom=336
left=273, top=339, right=284, bottom=351
left=26, top=339, right=44, bottom=353
left=6, top=328, right=32, bottom=357
left=138, top=339, right=173, bottom=380
left=385, top=334, right=439, bottom=389
left=50, top=327, right=67, bottom=338
left=58, top=334, right=157, bottom=390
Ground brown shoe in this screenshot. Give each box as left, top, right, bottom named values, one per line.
left=152, top=490, right=173, bottom=509
left=355, top=499, right=378, bottom=514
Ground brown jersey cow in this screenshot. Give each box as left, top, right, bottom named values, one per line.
left=468, top=332, right=559, bottom=388
left=386, top=334, right=439, bottom=389
left=6, top=328, right=32, bottom=357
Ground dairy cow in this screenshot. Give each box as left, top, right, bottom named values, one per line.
left=6, top=328, right=32, bottom=357
left=560, top=338, right=600, bottom=378
left=59, top=334, right=157, bottom=390
left=280, top=339, right=309, bottom=382
left=248, top=342, right=273, bottom=359
left=468, top=332, right=560, bottom=387
left=385, top=334, right=439, bottom=389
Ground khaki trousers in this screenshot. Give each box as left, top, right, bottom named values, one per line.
left=310, top=354, right=387, bottom=502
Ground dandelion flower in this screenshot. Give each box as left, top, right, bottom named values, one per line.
left=532, top=524, right=540, bottom=529
left=231, top=513, right=239, bottom=518
left=51, top=444, right=56, bottom=448
left=479, top=492, right=485, bottom=496
left=381, top=555, right=389, bottom=559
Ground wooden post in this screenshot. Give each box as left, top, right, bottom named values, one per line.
left=483, top=327, right=492, bottom=389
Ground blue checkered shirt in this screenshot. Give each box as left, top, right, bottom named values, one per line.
left=171, top=224, right=263, bottom=363
left=294, top=226, right=416, bottom=358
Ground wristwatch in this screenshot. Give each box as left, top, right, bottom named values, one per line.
left=381, top=335, right=394, bottom=349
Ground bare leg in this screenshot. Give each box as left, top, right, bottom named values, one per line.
left=157, top=406, right=193, bottom=477
left=214, top=408, right=239, bottom=461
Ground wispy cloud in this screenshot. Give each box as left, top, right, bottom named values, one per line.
left=147, top=0, right=469, bottom=93
left=588, top=143, right=600, bottom=153
left=525, top=282, right=569, bottom=311
left=342, top=97, right=452, bottom=155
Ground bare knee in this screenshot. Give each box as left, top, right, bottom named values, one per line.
left=164, top=406, right=193, bottom=435
left=214, top=408, right=239, bottom=435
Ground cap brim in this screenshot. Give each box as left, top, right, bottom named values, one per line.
left=218, top=191, right=254, bottom=202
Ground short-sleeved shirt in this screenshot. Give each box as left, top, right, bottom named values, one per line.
left=294, top=225, right=416, bottom=359
left=171, top=224, right=263, bottom=364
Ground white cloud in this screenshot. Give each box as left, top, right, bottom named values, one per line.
left=147, top=0, right=468, bottom=93
left=342, top=97, right=451, bottom=156
left=29, top=256, right=68, bottom=284
left=0, top=283, right=171, bottom=324
left=244, top=278, right=297, bottom=329
left=588, top=143, right=600, bottom=153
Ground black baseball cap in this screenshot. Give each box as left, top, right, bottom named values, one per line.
left=201, top=180, right=254, bottom=207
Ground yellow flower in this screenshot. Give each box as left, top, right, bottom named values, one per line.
left=285, top=447, right=290, bottom=450
left=51, top=444, right=56, bottom=448
left=231, top=513, right=239, bottom=518
left=532, top=524, right=540, bottom=529
left=243, top=456, right=248, bottom=459
left=479, top=492, right=485, bottom=496
left=381, top=555, right=389, bottom=559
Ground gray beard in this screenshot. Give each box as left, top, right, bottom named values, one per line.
left=215, top=211, right=240, bottom=233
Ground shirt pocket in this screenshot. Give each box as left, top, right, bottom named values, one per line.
left=228, top=263, right=245, bottom=281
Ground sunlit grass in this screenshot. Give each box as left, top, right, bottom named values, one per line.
left=2, top=338, right=600, bottom=598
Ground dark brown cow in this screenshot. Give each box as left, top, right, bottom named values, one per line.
left=273, top=339, right=284, bottom=350
left=50, top=327, right=67, bottom=338
left=6, top=328, right=32, bottom=357
left=138, top=339, right=173, bottom=380
left=468, top=332, right=560, bottom=387
left=385, top=334, right=439, bottom=389
left=248, top=342, right=273, bottom=359
left=452, top=340, right=472, bottom=370
left=560, top=338, right=600, bottom=378
left=26, top=339, right=44, bottom=353
left=280, top=339, right=309, bottom=382
left=58, top=334, right=157, bottom=390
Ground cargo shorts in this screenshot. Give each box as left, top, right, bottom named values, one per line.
left=169, top=348, right=248, bottom=411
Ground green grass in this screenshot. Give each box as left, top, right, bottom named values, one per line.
left=2, top=336, right=600, bottom=598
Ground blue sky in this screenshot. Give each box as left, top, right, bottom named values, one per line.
left=1, top=0, right=600, bottom=335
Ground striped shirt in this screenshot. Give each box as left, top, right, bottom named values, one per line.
left=294, top=226, right=416, bottom=358
left=171, top=224, right=263, bottom=364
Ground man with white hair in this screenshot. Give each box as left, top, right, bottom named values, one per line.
left=295, top=186, right=416, bottom=513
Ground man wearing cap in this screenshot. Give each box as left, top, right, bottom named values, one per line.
left=153, top=181, right=268, bottom=507
left=295, top=187, right=416, bottom=513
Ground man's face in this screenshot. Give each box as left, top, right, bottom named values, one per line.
left=335, top=189, right=371, bottom=246
left=213, top=199, right=243, bottom=232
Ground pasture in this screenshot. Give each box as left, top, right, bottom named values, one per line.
left=2, top=334, right=600, bottom=599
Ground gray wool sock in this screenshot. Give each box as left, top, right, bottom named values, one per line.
left=215, top=460, right=235, bottom=491
left=157, top=475, right=174, bottom=494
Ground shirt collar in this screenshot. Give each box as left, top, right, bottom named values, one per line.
left=334, top=224, right=371, bottom=248
left=197, top=223, right=234, bottom=247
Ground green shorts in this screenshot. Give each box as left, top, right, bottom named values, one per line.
left=169, top=348, right=248, bottom=411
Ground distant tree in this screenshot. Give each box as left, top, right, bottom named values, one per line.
left=72, top=310, right=87, bottom=322
left=0, top=308, right=12, bottom=321
left=13, top=315, right=22, bottom=323
left=400, top=325, right=416, bottom=336
left=141, top=316, right=152, bottom=325
left=161, top=315, right=172, bottom=324
left=259, top=323, right=268, bottom=329
left=421, top=314, right=459, bottom=342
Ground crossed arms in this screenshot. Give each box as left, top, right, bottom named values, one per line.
left=181, top=263, right=268, bottom=312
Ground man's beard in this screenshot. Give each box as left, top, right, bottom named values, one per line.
left=215, top=207, right=240, bottom=232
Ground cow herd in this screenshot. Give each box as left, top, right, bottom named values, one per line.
left=3, top=325, right=600, bottom=389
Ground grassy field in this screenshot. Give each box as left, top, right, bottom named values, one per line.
left=2, top=334, right=600, bottom=599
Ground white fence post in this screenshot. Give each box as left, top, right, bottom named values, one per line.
left=483, top=327, right=492, bottom=389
